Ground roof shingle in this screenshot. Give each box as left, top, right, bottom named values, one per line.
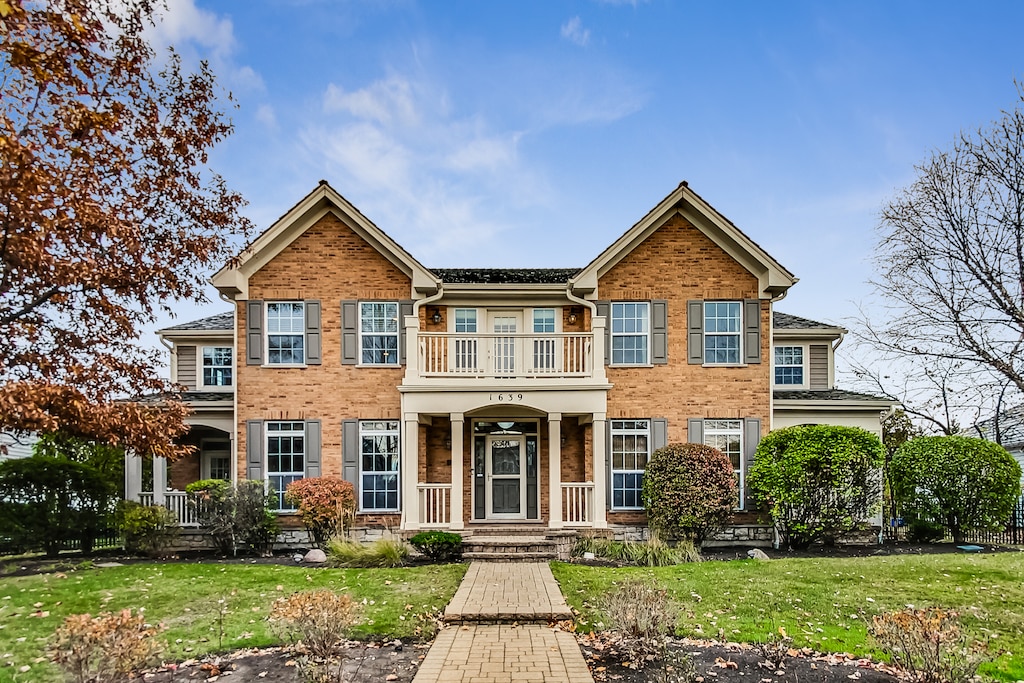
left=773, top=311, right=841, bottom=330
left=161, top=312, right=233, bottom=332
left=431, top=268, right=580, bottom=284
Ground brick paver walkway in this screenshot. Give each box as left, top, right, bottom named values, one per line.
left=414, top=562, right=593, bottom=683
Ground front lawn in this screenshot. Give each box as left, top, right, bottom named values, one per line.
left=0, top=561, right=467, bottom=683
left=552, top=552, right=1024, bottom=682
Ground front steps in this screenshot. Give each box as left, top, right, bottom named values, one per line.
left=458, top=527, right=577, bottom=562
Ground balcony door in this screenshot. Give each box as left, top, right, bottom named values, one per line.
left=488, top=310, right=523, bottom=377
left=485, top=435, right=526, bottom=518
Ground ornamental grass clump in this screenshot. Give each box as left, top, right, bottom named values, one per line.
left=869, top=607, right=990, bottom=683
left=285, top=477, right=356, bottom=548
left=326, top=537, right=408, bottom=568
left=48, top=609, right=164, bottom=683
left=571, top=534, right=698, bottom=566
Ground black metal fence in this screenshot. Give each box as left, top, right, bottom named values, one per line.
left=884, top=496, right=1024, bottom=545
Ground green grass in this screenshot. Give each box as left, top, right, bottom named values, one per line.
left=552, top=552, right=1024, bottom=682
left=0, top=561, right=467, bottom=683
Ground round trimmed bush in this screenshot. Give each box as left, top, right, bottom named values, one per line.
left=285, top=476, right=356, bottom=547
left=641, top=443, right=737, bottom=545
left=891, top=435, right=1021, bottom=544
left=748, top=425, right=884, bottom=550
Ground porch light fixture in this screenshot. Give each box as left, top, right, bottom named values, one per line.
left=560, top=434, right=567, bottom=446
left=430, top=308, right=443, bottom=325
left=445, top=437, right=452, bottom=450
left=567, top=307, right=580, bottom=325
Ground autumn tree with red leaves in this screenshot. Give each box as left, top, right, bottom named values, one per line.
left=0, top=0, right=251, bottom=458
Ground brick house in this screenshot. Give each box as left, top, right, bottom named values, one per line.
left=129, top=180, right=892, bottom=546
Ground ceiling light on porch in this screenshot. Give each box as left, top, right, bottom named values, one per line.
left=568, top=306, right=580, bottom=324
left=497, top=421, right=515, bottom=430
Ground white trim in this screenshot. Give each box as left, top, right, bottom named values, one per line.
left=200, top=438, right=231, bottom=480
left=265, top=420, right=305, bottom=511
left=703, top=418, right=745, bottom=510
left=484, top=434, right=527, bottom=520
left=358, top=419, right=401, bottom=513
left=358, top=301, right=401, bottom=367
left=609, top=301, right=651, bottom=367
left=609, top=418, right=651, bottom=511
left=772, top=343, right=808, bottom=389
left=265, top=301, right=306, bottom=367
left=199, top=345, right=234, bottom=389
left=703, top=301, right=743, bottom=366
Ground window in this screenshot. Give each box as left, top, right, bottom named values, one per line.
left=610, top=419, right=650, bottom=509
left=360, top=302, right=399, bottom=365
left=202, top=347, right=232, bottom=386
left=533, top=308, right=556, bottom=370
left=704, top=302, right=741, bottom=364
left=360, top=420, right=400, bottom=511
left=611, top=302, right=649, bottom=365
left=267, top=302, right=305, bottom=365
left=266, top=421, right=304, bottom=510
left=774, top=346, right=804, bottom=385
left=454, top=308, right=478, bottom=371
left=703, top=419, right=744, bottom=509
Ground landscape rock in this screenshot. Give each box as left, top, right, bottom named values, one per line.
left=303, top=549, right=327, bottom=564
left=747, top=549, right=770, bottom=561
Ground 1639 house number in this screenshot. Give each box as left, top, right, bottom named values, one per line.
left=489, top=393, right=525, bottom=402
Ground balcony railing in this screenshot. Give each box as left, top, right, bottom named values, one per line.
left=417, top=333, right=593, bottom=379
left=417, top=483, right=452, bottom=527
left=139, top=491, right=200, bottom=527
left=561, top=482, right=595, bottom=526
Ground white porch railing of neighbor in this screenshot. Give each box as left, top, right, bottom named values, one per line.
left=418, top=333, right=593, bottom=378
left=139, top=491, right=200, bottom=527
left=417, top=483, right=451, bottom=527
left=562, top=482, right=594, bottom=526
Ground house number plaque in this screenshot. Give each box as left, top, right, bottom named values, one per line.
left=488, top=393, right=525, bottom=402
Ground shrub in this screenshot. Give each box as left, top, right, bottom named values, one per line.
left=270, top=589, right=360, bottom=659
left=642, top=443, right=737, bottom=544
left=233, top=480, right=280, bottom=555
left=186, top=479, right=235, bottom=554
left=571, top=534, right=698, bottom=566
left=891, top=436, right=1022, bottom=544
left=0, top=456, right=115, bottom=556
left=869, top=607, right=990, bottom=683
left=48, top=609, right=164, bottom=683
left=748, top=425, right=885, bottom=550
left=409, top=531, right=463, bottom=562
left=606, top=579, right=678, bottom=666
left=115, top=501, right=179, bottom=557
left=285, top=477, right=356, bottom=548
left=326, top=538, right=408, bottom=568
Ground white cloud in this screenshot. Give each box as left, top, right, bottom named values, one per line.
left=255, top=104, right=278, bottom=129
left=323, top=75, right=418, bottom=126
left=560, top=16, right=591, bottom=47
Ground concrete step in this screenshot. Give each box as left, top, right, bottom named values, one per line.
left=462, top=550, right=557, bottom=562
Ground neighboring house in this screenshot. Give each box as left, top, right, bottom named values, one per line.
left=970, top=407, right=1024, bottom=490
left=129, top=180, right=892, bottom=544
left=0, top=432, right=36, bottom=461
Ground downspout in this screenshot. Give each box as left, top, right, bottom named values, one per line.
left=219, top=291, right=239, bottom=487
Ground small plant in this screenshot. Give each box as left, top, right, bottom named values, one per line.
left=270, top=589, right=360, bottom=659
left=869, top=607, right=990, bottom=683
left=606, top=578, right=678, bottom=667
left=648, top=647, right=698, bottom=683
left=409, top=530, right=463, bottom=562
left=571, top=534, right=697, bottom=566
left=233, top=480, right=280, bottom=555
left=48, top=609, right=164, bottom=683
left=326, top=538, right=408, bottom=568
left=186, top=479, right=235, bottom=554
left=285, top=477, right=356, bottom=548
left=115, top=501, right=179, bottom=557
left=757, top=626, right=794, bottom=671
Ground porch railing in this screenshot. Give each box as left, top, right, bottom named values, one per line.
left=417, top=483, right=452, bottom=527
left=139, top=491, right=200, bottom=527
left=418, top=333, right=593, bottom=379
left=562, top=482, right=594, bottom=526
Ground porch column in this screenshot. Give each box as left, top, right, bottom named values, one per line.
left=403, top=415, right=420, bottom=530
left=592, top=316, right=608, bottom=383
left=125, top=454, right=143, bottom=502
left=592, top=414, right=608, bottom=528
left=152, top=457, right=168, bottom=505
left=449, top=413, right=465, bottom=530
left=403, top=315, right=420, bottom=382
left=548, top=413, right=562, bottom=529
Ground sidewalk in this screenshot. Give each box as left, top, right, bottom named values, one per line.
left=413, top=562, right=593, bottom=683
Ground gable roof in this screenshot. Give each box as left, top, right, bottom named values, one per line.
left=773, top=311, right=846, bottom=333
left=211, top=181, right=438, bottom=299
left=571, top=181, right=797, bottom=298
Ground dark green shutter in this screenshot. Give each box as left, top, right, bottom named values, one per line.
left=341, top=301, right=358, bottom=365
left=342, top=419, right=359, bottom=496
left=595, top=301, right=610, bottom=365
left=246, top=301, right=263, bottom=365
left=651, top=300, right=668, bottom=364
left=742, top=418, right=761, bottom=510
left=305, top=300, right=322, bottom=365
left=246, top=420, right=263, bottom=480
left=305, top=420, right=321, bottom=477
left=687, top=300, right=704, bottom=364
left=744, top=299, right=761, bottom=364
left=652, top=418, right=668, bottom=451
left=687, top=418, right=703, bottom=444
left=399, top=300, right=414, bottom=364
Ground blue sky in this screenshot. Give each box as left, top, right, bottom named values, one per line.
left=147, top=0, right=1024, bottom=359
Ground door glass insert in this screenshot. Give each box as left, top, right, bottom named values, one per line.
left=490, top=439, right=521, bottom=475
left=492, top=315, right=518, bottom=375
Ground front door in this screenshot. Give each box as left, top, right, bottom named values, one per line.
left=486, top=435, right=525, bottom=518
left=488, top=311, right=523, bottom=377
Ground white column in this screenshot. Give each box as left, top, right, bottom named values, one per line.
left=125, top=454, right=143, bottom=501
left=548, top=413, right=563, bottom=529
left=402, top=416, right=420, bottom=530
left=591, top=316, right=608, bottom=383
left=403, top=315, right=420, bottom=382
left=592, top=414, right=608, bottom=528
left=449, top=413, right=465, bottom=530
left=152, top=457, right=168, bottom=505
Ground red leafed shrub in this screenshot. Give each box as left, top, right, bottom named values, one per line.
left=285, top=477, right=356, bottom=547
left=641, top=443, right=737, bottom=545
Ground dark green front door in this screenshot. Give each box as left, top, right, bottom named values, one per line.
left=488, top=437, right=523, bottom=517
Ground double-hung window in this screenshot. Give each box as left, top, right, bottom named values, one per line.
left=533, top=308, right=556, bottom=371
left=267, top=302, right=305, bottom=365
left=454, top=308, right=478, bottom=371
left=774, top=346, right=804, bottom=385
left=360, top=420, right=400, bottom=511
left=360, top=302, right=399, bottom=365
left=611, top=302, right=649, bottom=365
left=202, top=347, right=233, bottom=387
left=704, top=302, right=741, bottom=364
left=266, top=421, right=304, bottom=510
left=703, top=419, right=744, bottom=509
left=610, top=419, right=650, bottom=509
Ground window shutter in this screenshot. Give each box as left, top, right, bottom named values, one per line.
left=305, top=300, right=322, bottom=365
left=687, top=300, right=704, bottom=365
left=742, top=417, right=762, bottom=510
left=651, top=300, right=668, bottom=365
left=595, top=301, right=610, bottom=365
left=305, top=420, right=322, bottom=477
left=399, top=300, right=414, bottom=364
left=743, top=299, right=761, bottom=364
left=687, top=418, right=703, bottom=443
left=246, top=420, right=263, bottom=480
left=341, top=301, right=358, bottom=365
left=342, top=419, right=359, bottom=496
left=246, top=301, right=263, bottom=365
left=652, top=418, right=668, bottom=451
